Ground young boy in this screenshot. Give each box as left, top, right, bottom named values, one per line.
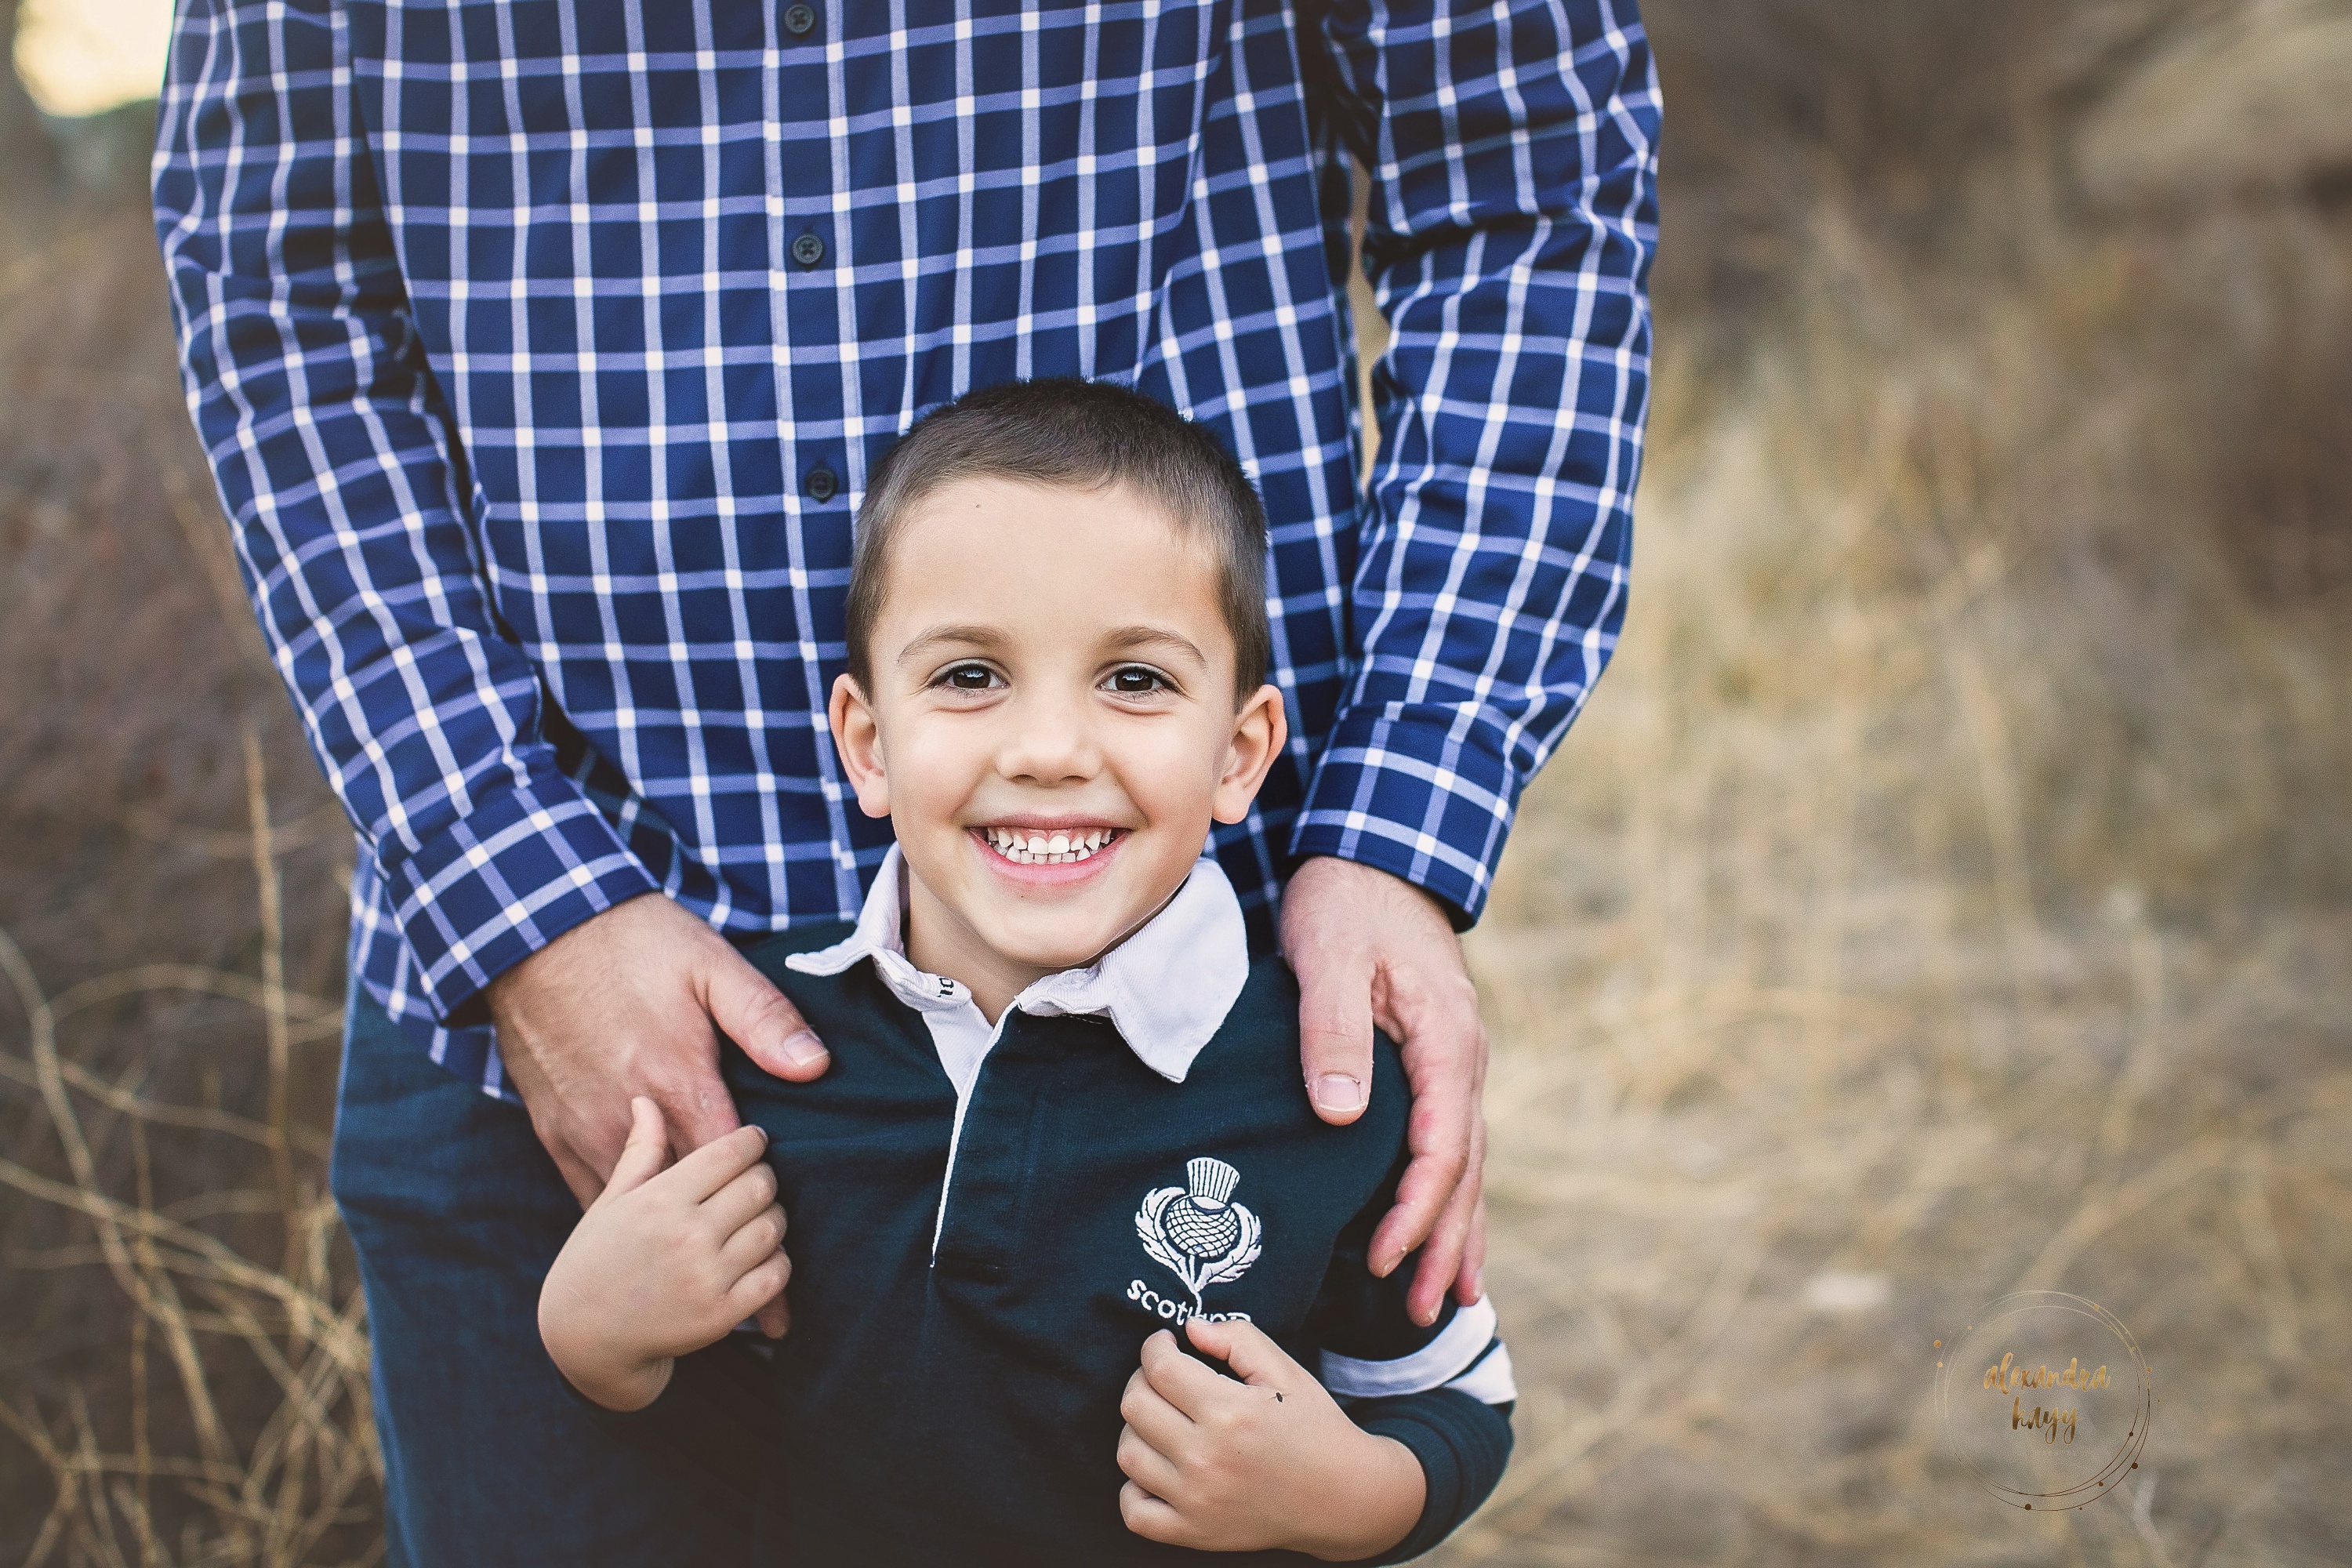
left=538, top=380, right=1514, bottom=1564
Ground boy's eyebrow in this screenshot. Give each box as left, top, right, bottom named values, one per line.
left=896, top=624, right=1009, bottom=664
left=1102, top=625, right=1210, bottom=667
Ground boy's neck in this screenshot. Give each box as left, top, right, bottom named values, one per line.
left=902, top=873, right=1056, bottom=1024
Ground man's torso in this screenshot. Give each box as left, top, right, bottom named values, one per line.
left=336, top=2, right=1364, bottom=1049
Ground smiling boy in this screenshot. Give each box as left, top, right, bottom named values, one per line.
left=538, top=380, right=1514, bottom=1564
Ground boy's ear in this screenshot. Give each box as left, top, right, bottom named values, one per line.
left=828, top=672, right=892, bottom=820
left=1210, top=683, right=1287, bottom=826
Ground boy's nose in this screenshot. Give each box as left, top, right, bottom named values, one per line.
left=993, top=696, right=1100, bottom=784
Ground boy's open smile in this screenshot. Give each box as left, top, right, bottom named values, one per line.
left=973, top=819, right=1128, bottom=873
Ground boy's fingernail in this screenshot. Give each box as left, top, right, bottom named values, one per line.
left=1312, top=1074, right=1365, bottom=1113
left=780, top=1030, right=827, bottom=1068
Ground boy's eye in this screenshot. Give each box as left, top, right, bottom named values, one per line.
left=1105, top=666, right=1168, bottom=695
left=941, top=664, right=998, bottom=691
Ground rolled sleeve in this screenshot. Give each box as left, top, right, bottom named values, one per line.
left=1300, top=0, right=1660, bottom=923
left=154, top=0, right=648, bottom=1023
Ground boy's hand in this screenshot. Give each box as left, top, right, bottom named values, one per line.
left=1116, top=1318, right=1425, bottom=1561
left=538, top=1098, right=792, bottom=1412
left=489, top=891, right=826, bottom=1339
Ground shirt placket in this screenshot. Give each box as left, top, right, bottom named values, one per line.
left=763, top=2, right=864, bottom=915
left=930, top=1014, right=1054, bottom=1287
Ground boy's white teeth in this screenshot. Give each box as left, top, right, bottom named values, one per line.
left=983, top=826, right=1116, bottom=864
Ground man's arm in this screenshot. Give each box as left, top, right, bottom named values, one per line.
left=1291, top=0, right=1661, bottom=1315
left=152, top=0, right=826, bottom=1218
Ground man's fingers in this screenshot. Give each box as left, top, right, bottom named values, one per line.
left=1366, top=1069, right=1472, bottom=1278
left=1293, top=954, right=1376, bottom=1125
left=1404, top=1143, right=1482, bottom=1324
left=754, top=1294, right=791, bottom=1340
left=593, top=1098, right=670, bottom=1204
left=706, top=946, right=829, bottom=1082
left=665, top=1123, right=771, bottom=1203
left=1456, top=1193, right=1488, bottom=1306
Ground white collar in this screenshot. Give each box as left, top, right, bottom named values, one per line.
left=786, top=843, right=1250, bottom=1084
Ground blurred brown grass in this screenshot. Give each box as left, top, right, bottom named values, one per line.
left=5, top=1, right=2350, bottom=1563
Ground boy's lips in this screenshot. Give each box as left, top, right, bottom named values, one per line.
left=967, top=823, right=1128, bottom=886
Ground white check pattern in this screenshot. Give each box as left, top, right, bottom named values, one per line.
left=153, top=0, right=1658, bottom=1094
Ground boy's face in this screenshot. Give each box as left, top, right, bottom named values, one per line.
left=828, top=477, right=1285, bottom=996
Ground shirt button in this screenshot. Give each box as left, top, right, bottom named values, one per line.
left=782, top=5, right=818, bottom=38
left=790, top=231, right=826, bottom=268
left=804, top=465, right=839, bottom=503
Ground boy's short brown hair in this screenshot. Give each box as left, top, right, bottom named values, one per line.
left=844, top=379, right=1272, bottom=701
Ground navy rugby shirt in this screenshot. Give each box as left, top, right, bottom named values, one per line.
left=598, top=848, right=1514, bottom=1565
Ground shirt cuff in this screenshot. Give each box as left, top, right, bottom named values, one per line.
left=376, top=772, right=659, bottom=1027
left=1290, top=706, right=1520, bottom=929
left=1346, top=1388, right=1515, bottom=1563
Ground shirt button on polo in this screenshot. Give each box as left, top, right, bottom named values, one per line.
left=804, top=465, right=839, bottom=503
left=782, top=5, right=818, bottom=39
left=791, top=231, right=826, bottom=268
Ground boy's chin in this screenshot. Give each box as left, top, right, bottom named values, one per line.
left=983, top=904, right=1157, bottom=974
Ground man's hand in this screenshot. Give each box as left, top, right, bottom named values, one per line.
left=1281, top=857, right=1487, bottom=1324
left=488, top=891, right=827, bottom=1335
left=539, top=1098, right=793, bottom=1412
left=1116, top=1319, right=1424, bottom=1560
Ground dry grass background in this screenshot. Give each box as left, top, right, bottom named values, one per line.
left=3, top=1, right=2349, bottom=1563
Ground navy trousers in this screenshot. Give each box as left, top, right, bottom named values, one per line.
left=330, top=986, right=757, bottom=1566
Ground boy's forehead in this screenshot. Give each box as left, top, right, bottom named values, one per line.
left=890, top=477, right=1207, bottom=583
left=878, top=477, right=1230, bottom=652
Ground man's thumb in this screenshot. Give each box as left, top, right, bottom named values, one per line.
left=708, top=949, right=829, bottom=1081
left=1294, top=963, right=1374, bottom=1125
left=598, top=1098, right=670, bottom=1202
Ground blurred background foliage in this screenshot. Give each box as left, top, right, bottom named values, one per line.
left=3, top=2, right=2348, bottom=1564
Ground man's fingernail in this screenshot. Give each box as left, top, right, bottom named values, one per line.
left=1312, top=1073, right=1365, bottom=1113
left=780, top=1030, right=827, bottom=1068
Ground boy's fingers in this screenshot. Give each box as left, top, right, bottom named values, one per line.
left=1115, top=1426, right=1185, bottom=1503
left=1182, top=1316, right=1297, bottom=1389
left=718, top=1204, right=789, bottom=1273
left=1118, top=1480, right=1189, bottom=1545
left=1118, top=1365, right=1194, bottom=1453
left=753, top=1295, right=791, bottom=1339
left=706, top=948, right=829, bottom=1083
left=1138, top=1327, right=1227, bottom=1417
left=666, top=1123, right=771, bottom=1203
left=595, top=1098, right=670, bottom=1203
left=699, top=1159, right=780, bottom=1235
left=725, top=1251, right=792, bottom=1322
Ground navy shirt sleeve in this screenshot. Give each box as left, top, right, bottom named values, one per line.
left=561, top=1338, right=771, bottom=1542
left=1303, top=1156, right=1515, bottom=1563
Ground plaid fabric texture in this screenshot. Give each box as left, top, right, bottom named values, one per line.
left=154, top=0, right=1658, bottom=1094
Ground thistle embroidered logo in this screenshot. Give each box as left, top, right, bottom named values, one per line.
left=1132, top=1158, right=1262, bottom=1319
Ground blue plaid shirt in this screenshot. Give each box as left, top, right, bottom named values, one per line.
left=154, top=0, right=1657, bottom=1095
